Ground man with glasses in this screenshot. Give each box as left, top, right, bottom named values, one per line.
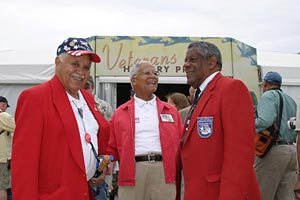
left=106, top=61, right=183, bottom=200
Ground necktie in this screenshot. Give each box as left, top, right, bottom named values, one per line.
left=181, top=88, right=201, bottom=144
left=187, top=88, right=201, bottom=123
left=192, top=88, right=201, bottom=106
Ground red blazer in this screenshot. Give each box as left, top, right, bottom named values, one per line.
left=11, top=75, right=110, bottom=200
left=180, top=73, right=261, bottom=200
left=106, top=97, right=183, bottom=186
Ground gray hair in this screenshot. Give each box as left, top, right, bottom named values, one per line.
left=188, top=41, right=222, bottom=69
left=129, top=61, right=153, bottom=79
left=57, top=52, right=68, bottom=62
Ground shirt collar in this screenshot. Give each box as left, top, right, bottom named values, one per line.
left=67, top=90, right=87, bottom=108
left=198, top=71, right=220, bottom=92
left=134, top=94, right=156, bottom=108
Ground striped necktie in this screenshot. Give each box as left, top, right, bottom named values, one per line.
left=192, top=88, right=201, bottom=106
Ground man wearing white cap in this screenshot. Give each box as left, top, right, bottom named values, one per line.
left=0, top=112, right=15, bottom=200
left=11, top=37, right=110, bottom=200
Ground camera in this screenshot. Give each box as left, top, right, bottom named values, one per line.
left=287, top=117, right=296, bottom=130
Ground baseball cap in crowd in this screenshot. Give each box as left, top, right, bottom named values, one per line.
left=263, top=71, right=282, bottom=85
left=56, top=37, right=101, bottom=63
left=0, top=96, right=10, bottom=107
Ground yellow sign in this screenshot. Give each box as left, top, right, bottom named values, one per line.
left=88, top=36, right=260, bottom=99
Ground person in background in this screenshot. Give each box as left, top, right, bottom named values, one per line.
left=0, top=96, right=12, bottom=200
left=106, top=61, right=183, bottom=200
left=178, top=86, right=195, bottom=124
left=255, top=71, right=297, bottom=200
left=0, top=96, right=10, bottom=113
left=166, top=92, right=190, bottom=111
left=11, top=37, right=110, bottom=200
left=294, top=96, right=300, bottom=199
left=84, top=76, right=113, bottom=200
left=0, top=112, right=15, bottom=200
left=179, top=41, right=260, bottom=199
left=85, top=76, right=113, bottom=121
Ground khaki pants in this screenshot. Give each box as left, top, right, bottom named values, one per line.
left=118, top=161, right=176, bottom=200
left=254, top=144, right=297, bottom=200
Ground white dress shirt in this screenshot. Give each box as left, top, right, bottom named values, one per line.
left=134, top=95, right=162, bottom=155
left=68, top=91, right=99, bottom=180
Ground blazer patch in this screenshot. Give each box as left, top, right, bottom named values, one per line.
left=197, top=117, right=213, bottom=138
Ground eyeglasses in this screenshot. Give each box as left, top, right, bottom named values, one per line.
left=136, top=70, right=160, bottom=77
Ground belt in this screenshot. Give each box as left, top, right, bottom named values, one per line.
left=274, top=140, right=294, bottom=145
left=135, top=154, right=162, bottom=163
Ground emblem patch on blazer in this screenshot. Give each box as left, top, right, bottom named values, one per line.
left=197, top=117, right=213, bottom=138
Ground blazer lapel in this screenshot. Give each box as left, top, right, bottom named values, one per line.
left=182, top=73, right=222, bottom=145
left=50, top=76, right=85, bottom=172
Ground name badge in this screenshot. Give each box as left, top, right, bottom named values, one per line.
left=197, top=117, right=213, bottom=138
left=160, top=114, right=174, bottom=123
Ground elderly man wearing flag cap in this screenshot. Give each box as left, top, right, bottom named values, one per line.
left=11, top=37, right=110, bottom=200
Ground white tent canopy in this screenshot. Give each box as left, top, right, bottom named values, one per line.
left=257, top=51, right=300, bottom=101
left=257, top=51, right=300, bottom=85
left=0, top=50, right=55, bottom=116
left=0, top=49, right=55, bottom=84
left=0, top=64, right=55, bottom=84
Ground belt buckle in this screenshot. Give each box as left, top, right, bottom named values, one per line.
left=148, top=153, right=156, bottom=163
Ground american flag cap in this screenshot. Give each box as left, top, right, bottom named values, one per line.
left=56, top=37, right=101, bottom=63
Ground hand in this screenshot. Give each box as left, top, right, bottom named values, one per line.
left=88, top=167, right=107, bottom=188
left=106, top=163, right=113, bottom=175
left=294, top=180, right=300, bottom=200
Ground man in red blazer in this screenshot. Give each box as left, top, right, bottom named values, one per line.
left=179, top=41, right=261, bottom=200
left=11, top=37, right=110, bottom=200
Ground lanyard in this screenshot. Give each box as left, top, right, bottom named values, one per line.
left=73, top=101, right=100, bottom=163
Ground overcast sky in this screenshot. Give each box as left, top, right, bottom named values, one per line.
left=1, top=0, right=299, bottom=63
